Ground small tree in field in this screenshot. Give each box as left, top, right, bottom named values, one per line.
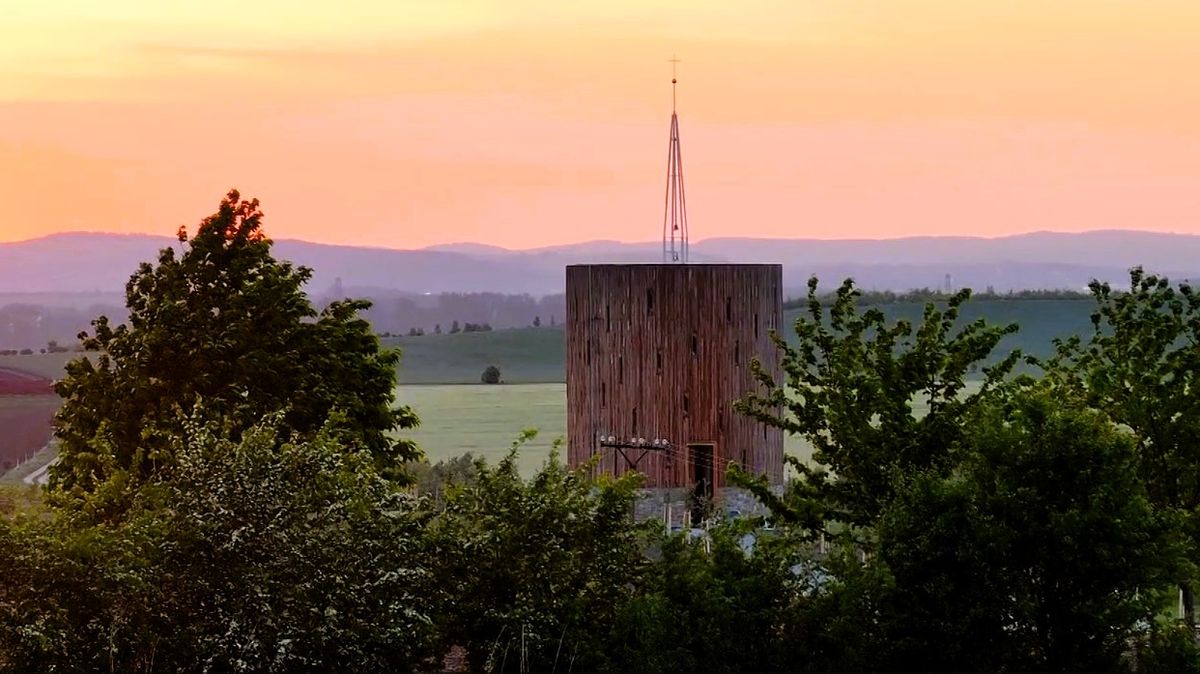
left=52, top=190, right=420, bottom=513
left=481, top=365, right=501, bottom=384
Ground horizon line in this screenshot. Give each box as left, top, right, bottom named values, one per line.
left=3, top=227, right=1198, bottom=252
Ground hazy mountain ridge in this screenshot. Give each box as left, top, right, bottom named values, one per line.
left=2, top=230, right=1197, bottom=296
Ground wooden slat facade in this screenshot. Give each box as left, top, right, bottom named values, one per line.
left=565, top=264, right=784, bottom=488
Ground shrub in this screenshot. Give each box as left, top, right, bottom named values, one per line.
left=481, top=365, right=501, bottom=384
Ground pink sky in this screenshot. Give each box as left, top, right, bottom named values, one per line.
left=1, top=1, right=1197, bottom=249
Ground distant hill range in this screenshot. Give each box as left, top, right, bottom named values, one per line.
left=2, top=230, right=1199, bottom=297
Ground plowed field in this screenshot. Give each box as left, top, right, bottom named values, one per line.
left=0, top=367, right=53, bottom=395
left=0, top=396, right=58, bottom=473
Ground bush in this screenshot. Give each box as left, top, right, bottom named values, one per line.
left=481, top=365, right=501, bottom=384
left=0, top=418, right=437, bottom=672
left=426, top=440, right=645, bottom=672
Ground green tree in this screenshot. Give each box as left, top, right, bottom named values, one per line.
left=735, top=277, right=1019, bottom=544
left=733, top=277, right=1183, bottom=670
left=51, top=190, right=419, bottom=511
left=425, top=434, right=645, bottom=672
left=873, top=389, right=1178, bottom=670
left=1048, top=268, right=1200, bottom=625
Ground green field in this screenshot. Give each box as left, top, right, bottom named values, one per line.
left=395, top=383, right=568, bottom=475
left=393, top=383, right=824, bottom=475
left=385, top=328, right=565, bottom=384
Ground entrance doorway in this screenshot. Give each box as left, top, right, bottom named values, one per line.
left=688, top=443, right=715, bottom=525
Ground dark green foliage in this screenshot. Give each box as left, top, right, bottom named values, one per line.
left=874, top=390, right=1177, bottom=670
left=51, top=190, right=418, bottom=511
left=0, top=418, right=435, bottom=673
left=604, top=526, right=801, bottom=673
left=707, top=390, right=1177, bottom=672
left=481, top=364, right=501, bottom=384
left=425, top=434, right=646, bottom=672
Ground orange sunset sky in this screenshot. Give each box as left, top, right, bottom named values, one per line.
left=1, top=1, right=1197, bottom=249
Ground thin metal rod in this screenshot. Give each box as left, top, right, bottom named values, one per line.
left=662, top=56, right=688, bottom=264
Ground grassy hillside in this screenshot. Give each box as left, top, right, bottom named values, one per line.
left=844, top=299, right=1095, bottom=371
left=386, top=299, right=1097, bottom=384
left=386, top=328, right=565, bottom=384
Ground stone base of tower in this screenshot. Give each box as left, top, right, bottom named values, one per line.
left=632, top=486, right=785, bottom=529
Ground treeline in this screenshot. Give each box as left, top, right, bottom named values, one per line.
left=314, top=289, right=565, bottom=336
left=0, top=303, right=126, bottom=351
left=0, top=341, right=73, bottom=356
left=395, top=319, right=497, bottom=337
left=4, top=193, right=1200, bottom=672
left=0, top=291, right=563, bottom=351
left=784, top=286, right=1092, bottom=309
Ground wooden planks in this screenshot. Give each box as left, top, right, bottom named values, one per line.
left=565, top=264, right=784, bottom=487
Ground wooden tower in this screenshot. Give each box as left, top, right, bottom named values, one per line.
left=565, top=264, right=785, bottom=489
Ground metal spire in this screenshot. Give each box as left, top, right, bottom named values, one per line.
left=662, top=56, right=688, bottom=264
